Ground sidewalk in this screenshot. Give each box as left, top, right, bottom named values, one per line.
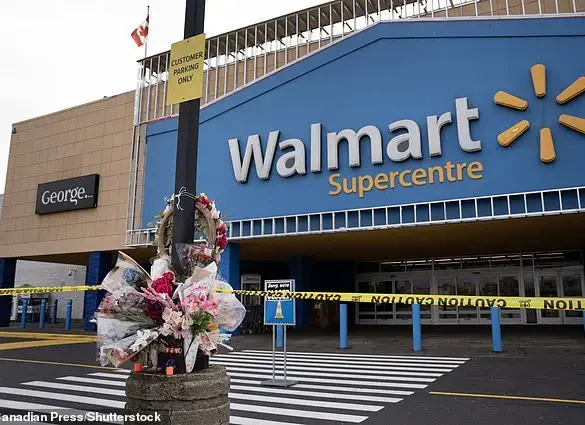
left=228, top=325, right=585, bottom=358
left=3, top=321, right=584, bottom=358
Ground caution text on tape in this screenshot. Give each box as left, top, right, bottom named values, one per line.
left=218, top=290, right=585, bottom=311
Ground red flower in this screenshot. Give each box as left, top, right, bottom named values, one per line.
left=152, top=272, right=174, bottom=297
left=198, top=195, right=211, bottom=208
left=146, top=300, right=164, bottom=322
left=217, top=234, right=228, bottom=250
left=217, top=224, right=227, bottom=235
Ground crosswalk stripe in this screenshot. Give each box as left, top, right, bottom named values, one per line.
left=243, top=350, right=469, bottom=362
left=230, top=416, right=305, bottom=425
left=87, top=372, right=129, bottom=380
left=0, top=400, right=121, bottom=424
left=115, top=369, right=131, bottom=373
left=57, top=376, right=126, bottom=387
left=229, top=384, right=402, bottom=403
left=228, top=378, right=414, bottom=396
left=228, top=392, right=383, bottom=411
left=226, top=372, right=428, bottom=389
left=0, top=387, right=125, bottom=409
left=224, top=366, right=436, bottom=382
left=214, top=353, right=461, bottom=368
left=211, top=357, right=454, bottom=372
left=229, top=402, right=368, bottom=423
left=211, top=359, right=444, bottom=376
left=23, top=381, right=126, bottom=397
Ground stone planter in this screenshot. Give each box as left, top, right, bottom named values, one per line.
left=125, top=365, right=230, bottom=425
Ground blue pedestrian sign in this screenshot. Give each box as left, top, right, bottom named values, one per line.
left=264, top=279, right=296, bottom=326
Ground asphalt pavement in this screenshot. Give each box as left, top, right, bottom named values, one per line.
left=0, top=325, right=583, bottom=425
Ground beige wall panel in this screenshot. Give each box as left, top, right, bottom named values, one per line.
left=0, top=91, right=133, bottom=259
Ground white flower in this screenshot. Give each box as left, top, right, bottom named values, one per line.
left=211, top=208, right=220, bottom=220
left=130, top=329, right=158, bottom=352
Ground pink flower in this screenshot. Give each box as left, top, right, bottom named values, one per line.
left=198, top=194, right=211, bottom=208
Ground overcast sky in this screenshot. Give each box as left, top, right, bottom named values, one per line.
left=0, top=0, right=325, bottom=193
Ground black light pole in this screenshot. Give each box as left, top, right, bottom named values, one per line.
left=172, top=0, right=206, bottom=275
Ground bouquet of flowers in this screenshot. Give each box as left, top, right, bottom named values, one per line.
left=96, top=192, right=246, bottom=374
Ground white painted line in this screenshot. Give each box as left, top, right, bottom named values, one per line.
left=242, top=350, right=469, bottom=362
left=229, top=384, right=402, bottom=403
left=228, top=378, right=414, bottom=396
left=23, top=381, right=126, bottom=397
left=211, top=357, right=454, bottom=372
left=227, top=372, right=427, bottom=389
left=0, top=387, right=125, bottom=409
left=0, top=400, right=121, bottom=424
left=88, top=373, right=129, bottom=380
left=57, top=376, right=126, bottom=387
left=216, top=353, right=461, bottom=368
left=212, top=360, right=443, bottom=377
left=224, top=366, right=435, bottom=382
left=115, top=369, right=131, bottom=374
left=229, top=392, right=383, bottom=412
left=230, top=416, right=305, bottom=425
left=230, top=402, right=368, bottom=423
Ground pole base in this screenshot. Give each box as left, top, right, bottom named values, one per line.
left=261, top=379, right=298, bottom=388
left=337, top=345, right=353, bottom=350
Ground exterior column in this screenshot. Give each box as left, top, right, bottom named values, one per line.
left=0, top=258, right=17, bottom=327
left=288, top=256, right=312, bottom=330
left=219, top=243, right=241, bottom=335
left=84, top=252, right=115, bottom=331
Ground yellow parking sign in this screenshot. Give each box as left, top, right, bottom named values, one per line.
left=166, top=33, right=206, bottom=105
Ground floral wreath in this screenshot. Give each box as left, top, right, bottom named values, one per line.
left=156, top=188, right=229, bottom=276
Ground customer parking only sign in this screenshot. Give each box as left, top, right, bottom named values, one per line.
left=264, top=280, right=296, bottom=326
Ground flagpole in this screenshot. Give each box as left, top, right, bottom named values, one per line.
left=144, top=5, right=150, bottom=59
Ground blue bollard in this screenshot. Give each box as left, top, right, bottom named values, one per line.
left=39, top=300, right=47, bottom=330
left=491, top=307, right=502, bottom=352
left=276, top=325, right=284, bottom=348
left=412, top=304, right=422, bottom=352
left=20, top=299, right=28, bottom=329
left=51, top=299, right=58, bottom=325
left=339, top=303, right=348, bottom=349
left=65, top=300, right=72, bottom=331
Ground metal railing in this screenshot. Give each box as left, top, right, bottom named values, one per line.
left=126, top=186, right=585, bottom=246
left=125, top=0, right=584, bottom=246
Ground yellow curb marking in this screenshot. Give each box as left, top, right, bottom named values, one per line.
left=0, top=357, right=120, bottom=370
left=0, top=332, right=97, bottom=340
left=0, top=338, right=96, bottom=352
left=429, top=391, right=585, bottom=405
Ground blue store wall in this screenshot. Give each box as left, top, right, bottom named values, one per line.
left=142, top=17, right=585, bottom=227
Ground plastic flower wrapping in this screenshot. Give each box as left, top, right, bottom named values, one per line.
left=96, top=193, right=246, bottom=374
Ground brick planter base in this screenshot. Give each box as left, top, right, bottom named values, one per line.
left=125, top=365, right=230, bottom=425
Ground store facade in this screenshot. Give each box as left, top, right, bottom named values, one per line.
left=1, top=2, right=585, bottom=330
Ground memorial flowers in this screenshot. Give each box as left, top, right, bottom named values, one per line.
left=95, top=192, right=246, bottom=374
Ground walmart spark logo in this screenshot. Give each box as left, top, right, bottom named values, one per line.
left=494, top=65, right=585, bottom=163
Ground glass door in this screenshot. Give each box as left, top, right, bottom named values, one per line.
left=457, top=274, right=478, bottom=323
left=356, top=278, right=377, bottom=324
left=437, top=276, right=458, bottom=323
left=499, top=274, right=521, bottom=323
left=561, top=272, right=584, bottom=324
left=394, top=279, right=412, bottom=322
left=478, top=274, right=498, bottom=323
left=537, top=273, right=561, bottom=324
left=376, top=280, right=395, bottom=324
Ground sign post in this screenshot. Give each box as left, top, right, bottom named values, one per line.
left=170, top=0, right=206, bottom=275
left=262, top=279, right=297, bottom=388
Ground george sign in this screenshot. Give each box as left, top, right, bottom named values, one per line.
left=35, top=174, right=99, bottom=215
left=264, top=280, right=296, bottom=325
left=166, top=33, right=206, bottom=105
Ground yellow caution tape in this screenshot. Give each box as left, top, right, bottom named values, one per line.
left=217, top=290, right=585, bottom=311
left=0, top=285, right=101, bottom=296
left=2, top=286, right=583, bottom=311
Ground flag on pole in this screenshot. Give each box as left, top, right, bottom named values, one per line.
left=131, top=14, right=149, bottom=47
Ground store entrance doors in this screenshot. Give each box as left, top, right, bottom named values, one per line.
left=536, top=269, right=584, bottom=324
